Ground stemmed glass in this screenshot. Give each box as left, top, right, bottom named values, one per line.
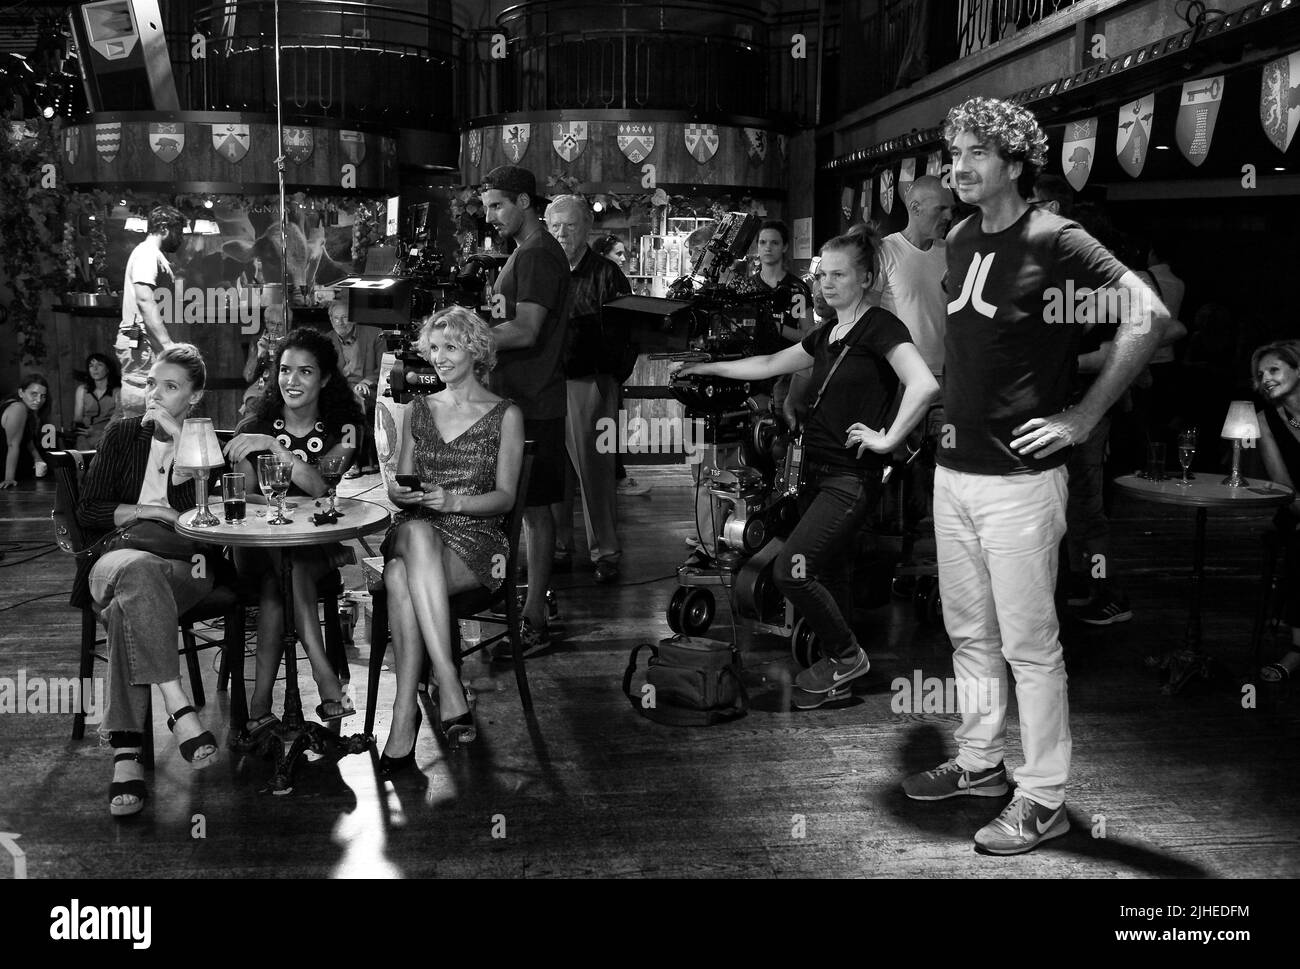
left=317, top=454, right=344, bottom=518
left=258, top=453, right=294, bottom=525
left=1177, top=428, right=1197, bottom=487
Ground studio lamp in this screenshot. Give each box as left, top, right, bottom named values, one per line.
left=175, top=418, right=224, bottom=526
left=1220, top=401, right=1260, bottom=488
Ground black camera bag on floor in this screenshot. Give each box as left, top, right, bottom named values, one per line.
left=623, top=635, right=749, bottom=726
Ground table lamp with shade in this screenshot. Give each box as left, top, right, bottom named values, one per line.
left=175, top=418, right=225, bottom=527
left=1220, top=401, right=1260, bottom=488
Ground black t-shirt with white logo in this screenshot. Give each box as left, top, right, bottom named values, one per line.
left=800, top=306, right=912, bottom=472
left=940, top=207, right=1127, bottom=475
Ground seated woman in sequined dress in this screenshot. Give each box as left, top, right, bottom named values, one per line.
left=379, top=306, right=523, bottom=769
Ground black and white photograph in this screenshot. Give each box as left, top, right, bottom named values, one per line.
left=0, top=0, right=1296, bottom=942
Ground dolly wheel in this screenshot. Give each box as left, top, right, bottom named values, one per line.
left=681, top=588, right=715, bottom=636
left=667, top=586, right=688, bottom=634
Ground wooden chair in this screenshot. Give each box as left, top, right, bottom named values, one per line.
left=363, top=442, right=536, bottom=736
left=49, top=450, right=248, bottom=768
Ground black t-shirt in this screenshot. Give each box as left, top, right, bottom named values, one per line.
left=799, top=306, right=912, bottom=472
left=940, top=207, right=1128, bottom=475
left=762, top=272, right=814, bottom=348
left=491, top=228, right=572, bottom=420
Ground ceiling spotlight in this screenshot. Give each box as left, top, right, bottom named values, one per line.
left=204, top=199, right=214, bottom=208
left=592, top=200, right=605, bottom=213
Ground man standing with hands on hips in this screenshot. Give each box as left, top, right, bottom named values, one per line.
left=114, top=205, right=188, bottom=422
left=479, top=166, right=572, bottom=652
left=900, top=97, right=1167, bottom=854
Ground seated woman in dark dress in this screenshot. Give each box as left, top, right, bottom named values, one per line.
left=379, top=306, right=524, bottom=769
left=73, top=353, right=121, bottom=450
left=75, top=344, right=224, bottom=817
left=1, top=374, right=51, bottom=488
left=224, top=328, right=364, bottom=740
left=1253, top=340, right=1300, bottom=681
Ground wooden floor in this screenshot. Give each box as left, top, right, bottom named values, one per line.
left=2, top=466, right=1298, bottom=879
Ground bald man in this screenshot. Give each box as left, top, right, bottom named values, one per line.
left=872, top=175, right=954, bottom=377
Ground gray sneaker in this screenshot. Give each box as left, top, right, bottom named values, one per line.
left=973, top=794, right=1070, bottom=855
left=791, top=647, right=870, bottom=709
left=902, top=759, right=1009, bottom=800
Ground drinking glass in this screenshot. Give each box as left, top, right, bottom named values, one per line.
left=255, top=454, right=275, bottom=517
left=221, top=472, right=247, bottom=524
left=258, top=453, right=293, bottom=526
left=1144, top=442, right=1167, bottom=481
left=318, top=454, right=344, bottom=518
left=1177, top=428, right=1197, bottom=487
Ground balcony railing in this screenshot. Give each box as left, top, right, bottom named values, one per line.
left=186, top=1, right=465, bottom=127
left=837, top=0, right=1080, bottom=114
left=472, top=0, right=824, bottom=125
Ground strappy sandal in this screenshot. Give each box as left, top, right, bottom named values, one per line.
left=109, top=751, right=146, bottom=818
left=1261, top=663, right=1292, bottom=682
left=167, top=705, right=219, bottom=769
left=315, top=696, right=356, bottom=723
left=232, top=712, right=280, bottom=750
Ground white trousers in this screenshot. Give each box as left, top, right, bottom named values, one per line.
left=934, top=465, right=1071, bottom=808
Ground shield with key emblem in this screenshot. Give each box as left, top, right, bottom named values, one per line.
left=148, top=122, right=184, bottom=164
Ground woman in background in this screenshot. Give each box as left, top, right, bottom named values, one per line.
left=1, top=373, right=51, bottom=488
left=1253, top=340, right=1300, bottom=681
left=73, top=352, right=121, bottom=450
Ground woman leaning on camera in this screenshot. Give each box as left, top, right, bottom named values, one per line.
left=673, top=227, right=938, bottom=710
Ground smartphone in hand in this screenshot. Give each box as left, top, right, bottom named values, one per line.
left=395, top=474, right=423, bottom=491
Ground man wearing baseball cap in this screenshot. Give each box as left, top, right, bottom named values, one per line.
left=480, top=165, right=572, bottom=653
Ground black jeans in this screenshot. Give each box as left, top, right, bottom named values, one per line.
left=774, top=461, right=881, bottom=661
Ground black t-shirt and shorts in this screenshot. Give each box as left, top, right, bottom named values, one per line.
left=490, top=229, right=572, bottom=507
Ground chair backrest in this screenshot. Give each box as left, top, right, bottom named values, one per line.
left=48, top=450, right=93, bottom=555
left=501, top=441, right=536, bottom=582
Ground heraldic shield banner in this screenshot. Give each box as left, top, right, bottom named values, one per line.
left=618, top=123, right=654, bottom=163
left=1261, top=51, right=1300, bottom=154
left=1062, top=117, right=1097, bottom=192
left=1177, top=75, right=1224, bottom=167
left=1116, top=94, right=1154, bottom=178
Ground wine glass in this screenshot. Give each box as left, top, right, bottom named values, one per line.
left=318, top=454, right=344, bottom=518
left=255, top=453, right=276, bottom=517
left=1177, top=428, right=1197, bottom=487
left=259, top=453, right=293, bottom=525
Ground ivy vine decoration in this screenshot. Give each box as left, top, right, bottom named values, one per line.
left=448, top=187, right=486, bottom=252
left=0, top=116, right=69, bottom=364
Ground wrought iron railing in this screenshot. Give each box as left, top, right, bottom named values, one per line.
left=477, top=0, right=824, bottom=125
left=186, top=1, right=465, bottom=127
left=837, top=0, right=1080, bottom=114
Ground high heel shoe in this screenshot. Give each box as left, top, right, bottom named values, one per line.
left=440, top=687, right=477, bottom=747
left=379, top=707, right=421, bottom=776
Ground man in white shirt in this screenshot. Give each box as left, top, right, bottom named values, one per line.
left=873, top=175, right=954, bottom=546
left=115, top=206, right=187, bottom=422
left=873, top=175, right=953, bottom=378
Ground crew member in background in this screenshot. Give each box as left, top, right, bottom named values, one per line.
left=872, top=176, right=954, bottom=555
left=480, top=165, right=572, bottom=652
left=546, top=196, right=633, bottom=584
left=114, top=205, right=187, bottom=423
left=328, top=300, right=382, bottom=476
left=754, top=220, right=813, bottom=423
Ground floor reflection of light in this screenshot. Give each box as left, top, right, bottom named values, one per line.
left=330, top=757, right=404, bottom=879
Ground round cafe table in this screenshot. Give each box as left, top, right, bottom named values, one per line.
left=1114, top=474, right=1293, bottom=693
left=177, top=496, right=390, bottom=793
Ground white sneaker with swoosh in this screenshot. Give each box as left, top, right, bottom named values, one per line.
left=973, top=794, right=1070, bottom=855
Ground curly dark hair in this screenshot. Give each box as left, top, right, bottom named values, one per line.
left=592, top=234, right=623, bottom=257
left=251, top=327, right=364, bottom=434
left=944, top=96, right=1049, bottom=171
left=74, top=352, right=122, bottom=394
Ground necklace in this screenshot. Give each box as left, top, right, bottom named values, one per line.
left=1285, top=407, right=1300, bottom=430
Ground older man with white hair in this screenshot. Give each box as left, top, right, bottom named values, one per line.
left=545, top=195, right=632, bottom=584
